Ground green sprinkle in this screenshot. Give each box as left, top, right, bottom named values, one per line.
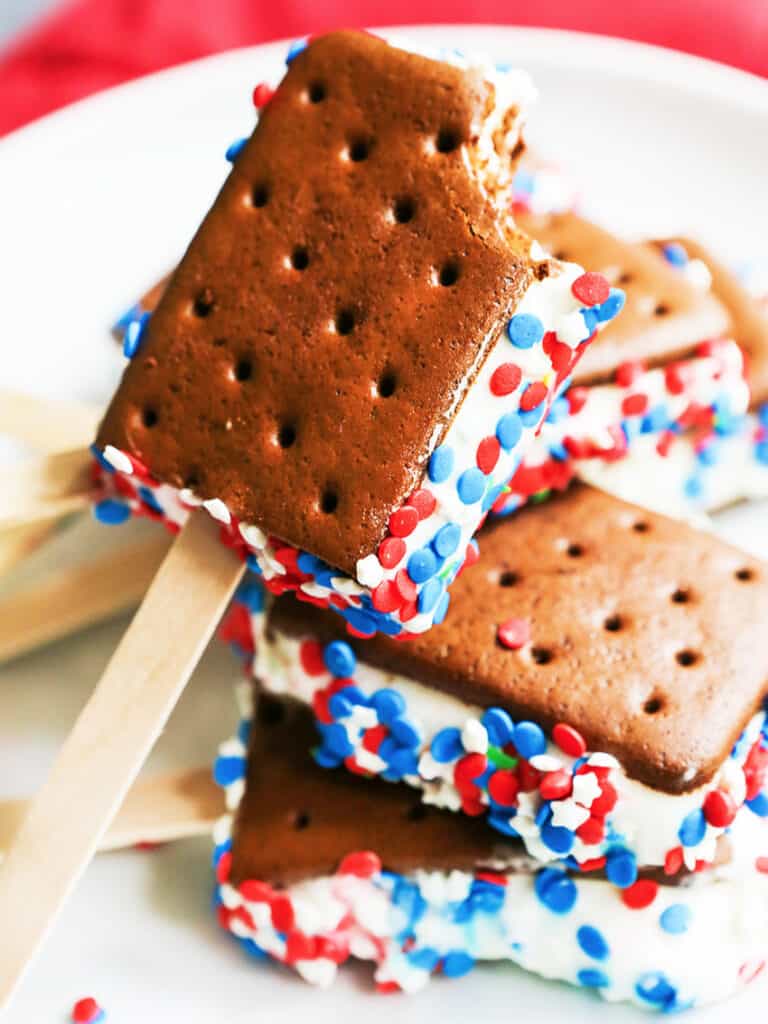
left=488, top=745, right=518, bottom=770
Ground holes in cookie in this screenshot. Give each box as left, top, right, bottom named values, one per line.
left=307, top=81, right=326, bottom=103
left=438, top=261, right=460, bottom=287
left=277, top=423, right=297, bottom=449
left=617, top=272, right=633, bottom=285
left=234, top=358, right=253, bottom=382
left=251, top=183, right=270, bottom=208
left=735, top=567, right=755, bottom=582
left=632, top=520, right=650, bottom=534
left=603, top=614, right=623, bottom=633
left=531, top=646, right=553, bottom=666
left=643, top=694, right=665, bottom=715
left=293, top=811, right=312, bottom=830
left=257, top=697, right=285, bottom=726
left=671, top=588, right=691, bottom=604
left=654, top=302, right=670, bottom=317
left=499, top=570, right=520, bottom=587
left=320, top=489, right=339, bottom=514
left=193, top=288, right=215, bottom=317
left=553, top=250, right=569, bottom=261
left=566, top=542, right=584, bottom=558
left=290, top=247, right=310, bottom=271
left=436, top=127, right=460, bottom=153
left=676, top=649, right=698, bottom=668
left=183, top=472, right=200, bottom=490
left=347, top=137, right=371, bottom=162
left=335, top=308, right=356, bottom=336
left=377, top=372, right=397, bottom=398
left=141, top=407, right=158, bottom=429
left=393, top=196, right=416, bottom=223
left=406, top=804, right=428, bottom=823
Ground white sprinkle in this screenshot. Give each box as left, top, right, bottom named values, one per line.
left=103, top=445, right=134, bottom=474
left=239, top=522, right=267, bottom=548
left=355, top=747, right=388, bottom=774
left=529, top=754, right=562, bottom=773
left=461, top=718, right=489, bottom=754
left=331, top=576, right=366, bottom=596
left=212, top=814, right=233, bottom=847
left=557, top=309, right=591, bottom=348
left=549, top=798, right=590, bottom=830
left=300, top=581, right=332, bottom=599
left=178, top=487, right=203, bottom=506
left=218, top=737, right=246, bottom=759
left=588, top=752, right=620, bottom=769
left=296, top=957, right=337, bottom=988
left=203, top=498, right=231, bottom=524
left=356, top=554, right=384, bottom=588
left=572, top=771, right=602, bottom=808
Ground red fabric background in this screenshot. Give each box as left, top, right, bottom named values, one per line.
left=1, top=0, right=767, bottom=137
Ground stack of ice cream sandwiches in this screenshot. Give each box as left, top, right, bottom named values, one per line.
left=91, top=30, right=768, bottom=1013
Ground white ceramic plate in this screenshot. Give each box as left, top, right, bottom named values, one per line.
left=0, top=25, right=767, bottom=1024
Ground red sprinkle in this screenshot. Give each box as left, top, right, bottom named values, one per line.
left=497, top=617, right=530, bottom=650
left=215, top=851, right=232, bottom=884
left=487, top=769, right=519, bottom=806
left=453, top=753, right=488, bottom=791
left=516, top=759, right=543, bottom=792
left=378, top=536, right=406, bottom=569
left=338, top=851, right=382, bottom=878
left=756, top=857, right=768, bottom=874
left=252, top=82, right=275, bottom=108
left=362, top=724, right=388, bottom=753
left=409, top=489, right=436, bottom=520
left=621, top=879, right=659, bottom=910
left=615, top=360, right=646, bottom=388
left=72, top=998, right=102, bottom=1024
left=543, top=330, right=574, bottom=375
left=576, top=815, right=605, bottom=845
left=664, top=363, right=689, bottom=395
left=389, top=505, right=419, bottom=537
left=664, top=847, right=685, bottom=876
left=395, top=569, right=418, bottom=601
left=589, top=780, right=618, bottom=816
left=300, top=640, right=326, bottom=676
left=578, top=855, right=607, bottom=872
left=566, top=386, right=589, bottom=415
left=571, top=272, right=610, bottom=306
left=552, top=722, right=587, bottom=758
left=372, top=580, right=403, bottom=613
left=239, top=879, right=273, bottom=903
left=703, top=789, right=737, bottom=828
left=621, top=393, right=649, bottom=417
left=285, top=930, right=317, bottom=963
left=519, top=380, right=548, bottom=412
left=476, top=436, right=500, bottom=474
left=461, top=795, right=486, bottom=816
left=539, top=769, right=572, bottom=801
left=270, top=894, right=295, bottom=931
left=490, top=362, right=522, bottom=396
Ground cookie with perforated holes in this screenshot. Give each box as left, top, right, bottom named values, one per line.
left=92, top=30, right=625, bottom=638
left=211, top=692, right=768, bottom=1008
left=223, top=484, right=768, bottom=881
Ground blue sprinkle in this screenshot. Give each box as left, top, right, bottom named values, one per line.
left=519, top=405, right=544, bottom=428
left=442, top=951, right=475, bottom=978
left=237, top=719, right=251, bottom=746
left=113, top=302, right=141, bottom=336
left=89, top=443, right=116, bottom=474
left=407, top=946, right=441, bottom=971
left=488, top=813, right=520, bottom=837
left=431, top=727, right=464, bottom=763
left=212, top=839, right=232, bottom=867
left=507, top=313, right=544, bottom=349
left=93, top=498, right=131, bottom=525
left=605, top=848, right=638, bottom=889
left=225, top=137, right=249, bottom=162
left=213, top=755, right=246, bottom=786
left=683, top=474, right=704, bottom=500
left=297, top=551, right=323, bottom=574
left=756, top=441, right=768, bottom=467
left=535, top=803, right=552, bottom=828
left=512, top=721, right=546, bottom=759
left=578, top=968, right=610, bottom=989
left=581, top=307, right=599, bottom=334
left=481, top=707, right=515, bottom=746
left=428, top=445, right=454, bottom=483
left=418, top=576, right=445, bottom=615
left=433, top=591, right=451, bottom=624
left=433, top=522, right=461, bottom=558
left=317, top=723, right=353, bottom=759
left=323, top=640, right=356, bottom=678
left=513, top=169, right=534, bottom=195
left=641, top=405, right=669, bottom=433
left=328, top=692, right=354, bottom=719
left=678, top=808, right=707, bottom=847
left=758, top=403, right=768, bottom=428
left=388, top=747, right=420, bottom=777
left=370, top=688, right=405, bottom=724
left=238, top=937, right=268, bottom=960
left=285, top=38, right=308, bottom=64
left=237, top=580, right=265, bottom=612
left=496, top=411, right=523, bottom=450
left=482, top=483, right=505, bottom=513
left=696, top=442, right=720, bottom=467
left=547, top=395, right=570, bottom=424
left=534, top=868, right=578, bottom=915
left=635, top=972, right=679, bottom=1009
left=245, top=554, right=263, bottom=575
left=577, top=925, right=610, bottom=961
left=123, top=311, right=150, bottom=359
left=662, top=242, right=689, bottom=267
left=541, top=821, right=575, bottom=854
left=407, top=547, right=438, bottom=583
left=138, top=485, right=162, bottom=513
left=660, top=903, right=692, bottom=935
left=313, top=745, right=344, bottom=769
left=390, top=717, right=422, bottom=748
left=747, top=792, right=768, bottom=817
left=596, top=289, right=625, bottom=323
left=457, top=468, right=486, bottom=505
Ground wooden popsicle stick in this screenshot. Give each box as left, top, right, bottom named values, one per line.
left=0, top=391, right=101, bottom=454
left=0, top=533, right=171, bottom=665
left=0, top=767, right=222, bottom=854
left=0, top=523, right=58, bottom=578
left=0, top=447, right=92, bottom=531
left=0, top=511, right=245, bottom=1007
